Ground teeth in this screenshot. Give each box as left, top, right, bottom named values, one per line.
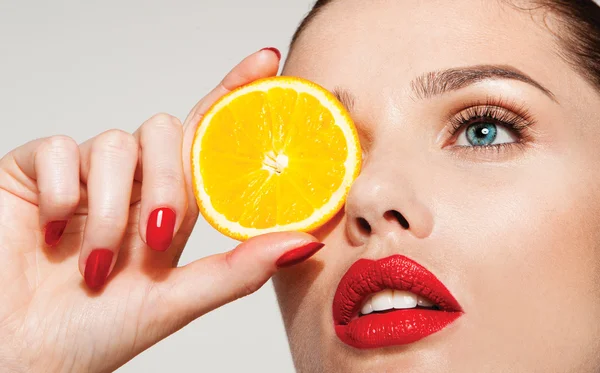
left=393, top=291, right=418, bottom=309
left=371, top=289, right=394, bottom=311
left=417, top=296, right=434, bottom=307
left=359, top=290, right=436, bottom=315
left=361, top=301, right=373, bottom=315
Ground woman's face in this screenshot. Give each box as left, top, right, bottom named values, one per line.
left=276, top=0, right=600, bottom=372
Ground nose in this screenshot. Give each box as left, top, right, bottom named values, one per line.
left=345, top=160, right=434, bottom=245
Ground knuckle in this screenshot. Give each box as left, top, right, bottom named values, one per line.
left=150, top=112, right=179, bottom=126
left=94, top=129, right=138, bottom=157
left=225, top=249, right=236, bottom=270
left=94, top=210, right=128, bottom=232
left=50, top=192, right=80, bottom=209
left=224, top=251, right=261, bottom=299
left=41, top=135, right=78, bottom=157
left=39, top=190, right=80, bottom=211
left=237, top=278, right=261, bottom=299
left=143, top=113, right=182, bottom=137
left=154, top=168, right=183, bottom=189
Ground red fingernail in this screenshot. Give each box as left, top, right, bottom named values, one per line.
left=147, top=208, right=176, bottom=252
left=276, top=242, right=325, bottom=268
left=260, top=47, right=281, bottom=60
left=44, top=220, right=67, bottom=246
left=85, top=249, right=113, bottom=290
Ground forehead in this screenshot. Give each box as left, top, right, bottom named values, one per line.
left=284, top=0, right=562, bottom=98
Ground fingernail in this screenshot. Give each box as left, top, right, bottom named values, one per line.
left=260, top=47, right=281, bottom=60
left=85, top=249, right=113, bottom=290
left=147, top=207, right=176, bottom=252
left=44, top=220, right=67, bottom=246
left=276, top=242, right=325, bottom=268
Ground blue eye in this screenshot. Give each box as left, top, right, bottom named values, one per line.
left=455, top=121, right=518, bottom=147
left=467, top=123, right=497, bottom=146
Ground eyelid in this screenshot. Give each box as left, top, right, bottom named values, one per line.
left=448, top=106, right=530, bottom=135
left=441, top=97, right=537, bottom=148
left=448, top=141, right=530, bottom=163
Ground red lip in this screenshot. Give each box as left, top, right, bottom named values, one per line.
left=333, top=255, right=463, bottom=349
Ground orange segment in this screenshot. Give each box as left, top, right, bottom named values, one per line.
left=191, top=76, right=362, bottom=241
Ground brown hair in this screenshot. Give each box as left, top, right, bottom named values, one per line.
left=289, top=0, right=600, bottom=90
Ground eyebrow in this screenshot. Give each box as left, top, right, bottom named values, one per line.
left=332, top=87, right=356, bottom=113
left=331, top=64, right=556, bottom=115
left=332, top=87, right=374, bottom=145
left=411, top=64, right=557, bottom=102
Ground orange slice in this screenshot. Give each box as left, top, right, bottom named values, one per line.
left=191, top=76, right=361, bottom=241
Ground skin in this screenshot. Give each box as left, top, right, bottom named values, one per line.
left=0, top=51, right=314, bottom=373
left=274, top=0, right=600, bottom=372
left=2, top=0, right=600, bottom=372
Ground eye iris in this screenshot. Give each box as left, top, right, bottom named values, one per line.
left=466, top=123, right=497, bottom=146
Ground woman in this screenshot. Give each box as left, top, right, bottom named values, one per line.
left=2, top=0, right=600, bottom=371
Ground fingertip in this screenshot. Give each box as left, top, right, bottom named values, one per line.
left=259, top=47, right=282, bottom=61
left=84, top=249, right=114, bottom=291
left=146, top=207, right=177, bottom=252
left=275, top=241, right=325, bottom=268
left=44, top=220, right=68, bottom=246
left=220, top=48, right=280, bottom=91
left=231, top=231, right=323, bottom=269
left=255, top=46, right=281, bottom=76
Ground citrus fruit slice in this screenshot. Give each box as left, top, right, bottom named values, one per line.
left=191, top=76, right=361, bottom=241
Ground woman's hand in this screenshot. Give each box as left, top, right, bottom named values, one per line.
left=0, top=48, right=322, bottom=373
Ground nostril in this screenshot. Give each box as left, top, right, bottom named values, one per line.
left=384, top=210, right=410, bottom=229
left=356, top=218, right=372, bottom=234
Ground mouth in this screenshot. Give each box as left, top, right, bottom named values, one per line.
left=332, top=255, right=463, bottom=349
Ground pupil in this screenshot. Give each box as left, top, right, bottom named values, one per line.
left=467, top=123, right=497, bottom=146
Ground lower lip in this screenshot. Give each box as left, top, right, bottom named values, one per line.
left=335, top=309, right=462, bottom=349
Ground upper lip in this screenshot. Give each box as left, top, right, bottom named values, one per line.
left=332, top=254, right=462, bottom=325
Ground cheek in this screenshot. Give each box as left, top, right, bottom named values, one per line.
left=272, top=215, right=351, bottom=370
left=437, top=157, right=600, bottom=369
left=272, top=249, right=329, bottom=366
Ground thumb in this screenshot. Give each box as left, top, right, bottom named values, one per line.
left=157, top=232, right=324, bottom=322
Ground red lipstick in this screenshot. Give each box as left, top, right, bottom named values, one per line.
left=333, top=255, right=463, bottom=349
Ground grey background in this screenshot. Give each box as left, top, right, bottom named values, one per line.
left=0, top=1, right=314, bottom=371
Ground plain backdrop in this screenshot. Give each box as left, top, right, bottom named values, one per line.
left=0, top=1, right=315, bottom=372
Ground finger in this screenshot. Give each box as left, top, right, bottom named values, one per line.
left=176, top=47, right=281, bottom=242
left=78, top=129, right=139, bottom=290
left=133, top=113, right=186, bottom=252
left=182, top=47, right=281, bottom=133
left=155, top=232, right=324, bottom=323
left=8, top=136, right=81, bottom=246
left=79, top=137, right=143, bottom=209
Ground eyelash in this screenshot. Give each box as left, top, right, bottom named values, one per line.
left=447, top=99, right=535, bottom=152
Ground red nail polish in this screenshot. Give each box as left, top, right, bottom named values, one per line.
left=260, top=47, right=281, bottom=60
left=147, top=208, right=176, bottom=251
left=276, top=242, right=325, bottom=268
left=85, top=249, right=113, bottom=290
left=44, top=220, right=67, bottom=246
